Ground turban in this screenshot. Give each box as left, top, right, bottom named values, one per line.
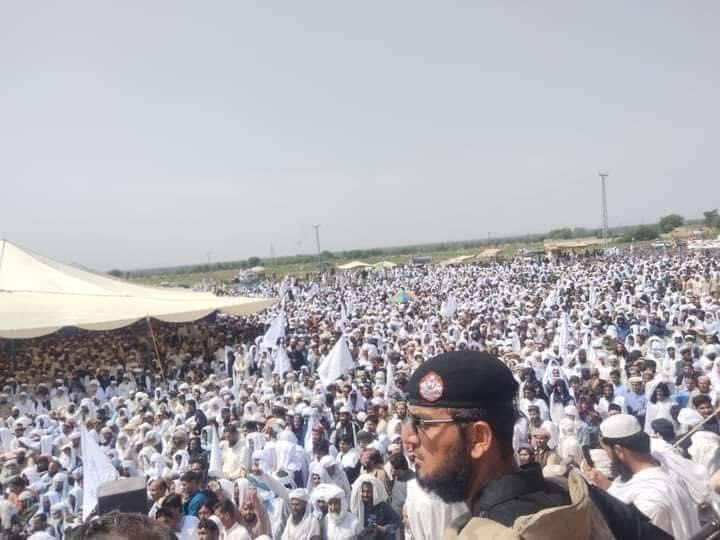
left=289, top=488, right=309, bottom=502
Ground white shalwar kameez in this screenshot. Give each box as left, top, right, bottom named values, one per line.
left=607, top=466, right=701, bottom=538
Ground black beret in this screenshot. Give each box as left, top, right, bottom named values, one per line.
left=406, top=351, right=518, bottom=409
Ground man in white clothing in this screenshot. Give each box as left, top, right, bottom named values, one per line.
left=221, top=425, right=250, bottom=481
left=281, top=488, right=321, bottom=540
left=324, top=485, right=361, bottom=540
left=588, top=414, right=700, bottom=539
left=215, top=499, right=252, bottom=540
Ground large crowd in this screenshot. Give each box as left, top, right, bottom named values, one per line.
left=1, top=249, right=720, bottom=539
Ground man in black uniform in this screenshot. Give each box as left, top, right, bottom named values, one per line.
left=401, top=351, right=671, bottom=539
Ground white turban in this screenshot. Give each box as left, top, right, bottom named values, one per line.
left=289, top=488, right=310, bottom=502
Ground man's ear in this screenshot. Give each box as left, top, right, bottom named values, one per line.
left=468, top=421, right=493, bottom=459
left=612, top=445, right=624, bottom=461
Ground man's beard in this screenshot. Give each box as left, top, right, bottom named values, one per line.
left=415, top=434, right=471, bottom=503
left=291, top=509, right=305, bottom=523
left=328, top=511, right=344, bottom=525
left=244, top=513, right=257, bottom=525
left=610, top=455, right=633, bottom=482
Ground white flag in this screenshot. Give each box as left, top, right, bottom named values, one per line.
left=81, top=425, right=119, bottom=520
left=273, top=346, right=292, bottom=377
left=559, top=312, right=569, bottom=359
left=318, top=336, right=355, bottom=387
left=278, top=276, right=290, bottom=298
left=262, top=311, right=286, bottom=350
left=208, top=425, right=223, bottom=477
left=385, top=360, right=396, bottom=401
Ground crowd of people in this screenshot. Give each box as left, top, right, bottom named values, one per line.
left=1, top=248, right=720, bottom=539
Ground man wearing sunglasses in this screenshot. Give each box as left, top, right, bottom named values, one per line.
left=401, top=351, right=670, bottom=539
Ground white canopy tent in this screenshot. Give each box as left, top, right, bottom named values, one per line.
left=0, top=240, right=276, bottom=339
left=336, top=261, right=372, bottom=270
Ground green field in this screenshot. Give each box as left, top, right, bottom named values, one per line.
left=129, top=242, right=546, bottom=287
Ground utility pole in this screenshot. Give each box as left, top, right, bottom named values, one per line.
left=270, top=243, right=275, bottom=259
left=599, top=173, right=609, bottom=247
left=313, top=225, right=321, bottom=256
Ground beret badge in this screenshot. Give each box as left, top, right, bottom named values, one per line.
left=419, top=371, right=444, bottom=402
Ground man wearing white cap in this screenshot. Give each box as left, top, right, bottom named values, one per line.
left=280, top=488, right=321, bottom=540
left=591, top=413, right=701, bottom=538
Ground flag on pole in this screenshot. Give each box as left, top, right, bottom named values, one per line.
left=559, top=312, right=569, bottom=359
left=208, top=425, right=223, bottom=477
left=385, top=360, right=396, bottom=401
left=272, top=346, right=292, bottom=377
left=81, top=425, right=119, bottom=520
left=318, top=336, right=355, bottom=387
left=262, top=311, right=286, bottom=350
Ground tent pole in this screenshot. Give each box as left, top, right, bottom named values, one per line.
left=146, top=317, right=166, bottom=381
left=10, top=340, right=16, bottom=373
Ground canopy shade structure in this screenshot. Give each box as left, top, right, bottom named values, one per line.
left=0, top=240, right=276, bottom=339
left=373, top=261, right=397, bottom=269
left=543, top=237, right=605, bottom=253
left=476, top=248, right=503, bottom=259
left=440, top=254, right=475, bottom=266
left=336, top=261, right=372, bottom=270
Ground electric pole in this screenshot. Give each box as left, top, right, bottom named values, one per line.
left=599, top=173, right=609, bottom=247
left=313, top=225, right=321, bottom=256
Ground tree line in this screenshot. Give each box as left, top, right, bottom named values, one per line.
left=114, top=209, right=720, bottom=279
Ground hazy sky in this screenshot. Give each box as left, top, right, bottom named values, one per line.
left=2, top=2, right=719, bottom=270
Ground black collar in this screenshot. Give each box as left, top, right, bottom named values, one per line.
left=471, top=463, right=546, bottom=514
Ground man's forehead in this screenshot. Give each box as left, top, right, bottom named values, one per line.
left=408, top=404, right=450, bottom=416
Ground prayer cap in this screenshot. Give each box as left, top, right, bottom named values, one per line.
left=600, top=414, right=642, bottom=439
left=406, top=351, right=518, bottom=408
left=289, top=488, right=309, bottom=501
left=600, top=414, right=649, bottom=452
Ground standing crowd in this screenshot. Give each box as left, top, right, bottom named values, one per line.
left=1, top=249, right=720, bottom=539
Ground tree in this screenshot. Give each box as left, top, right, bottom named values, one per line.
left=547, top=228, right=574, bottom=239
left=247, top=256, right=261, bottom=267
left=658, top=214, right=684, bottom=233
left=107, top=269, right=125, bottom=278
left=622, top=225, right=660, bottom=243
left=704, top=209, right=720, bottom=229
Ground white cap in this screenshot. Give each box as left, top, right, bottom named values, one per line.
left=678, top=408, right=704, bottom=427
left=289, top=488, right=309, bottom=501
left=600, top=414, right=642, bottom=439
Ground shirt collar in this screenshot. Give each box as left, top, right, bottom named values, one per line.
left=470, top=463, right=546, bottom=515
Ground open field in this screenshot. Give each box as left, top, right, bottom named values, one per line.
left=129, top=241, right=548, bottom=286
left=128, top=218, right=714, bottom=287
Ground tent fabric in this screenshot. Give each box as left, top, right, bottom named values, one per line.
left=477, top=248, right=503, bottom=258
left=373, top=261, right=397, bottom=269
left=336, top=261, right=372, bottom=270
left=0, top=240, right=276, bottom=339
left=440, top=255, right=475, bottom=266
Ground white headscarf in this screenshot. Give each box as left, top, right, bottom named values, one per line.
left=689, top=431, right=720, bottom=477
left=349, top=473, right=388, bottom=528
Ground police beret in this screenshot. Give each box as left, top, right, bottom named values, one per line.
left=406, top=351, right=519, bottom=409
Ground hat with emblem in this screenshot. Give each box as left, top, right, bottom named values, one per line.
left=406, top=351, right=518, bottom=409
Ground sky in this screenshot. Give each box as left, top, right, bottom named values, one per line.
left=1, top=2, right=719, bottom=270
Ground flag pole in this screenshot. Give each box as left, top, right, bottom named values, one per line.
left=146, top=316, right=166, bottom=381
